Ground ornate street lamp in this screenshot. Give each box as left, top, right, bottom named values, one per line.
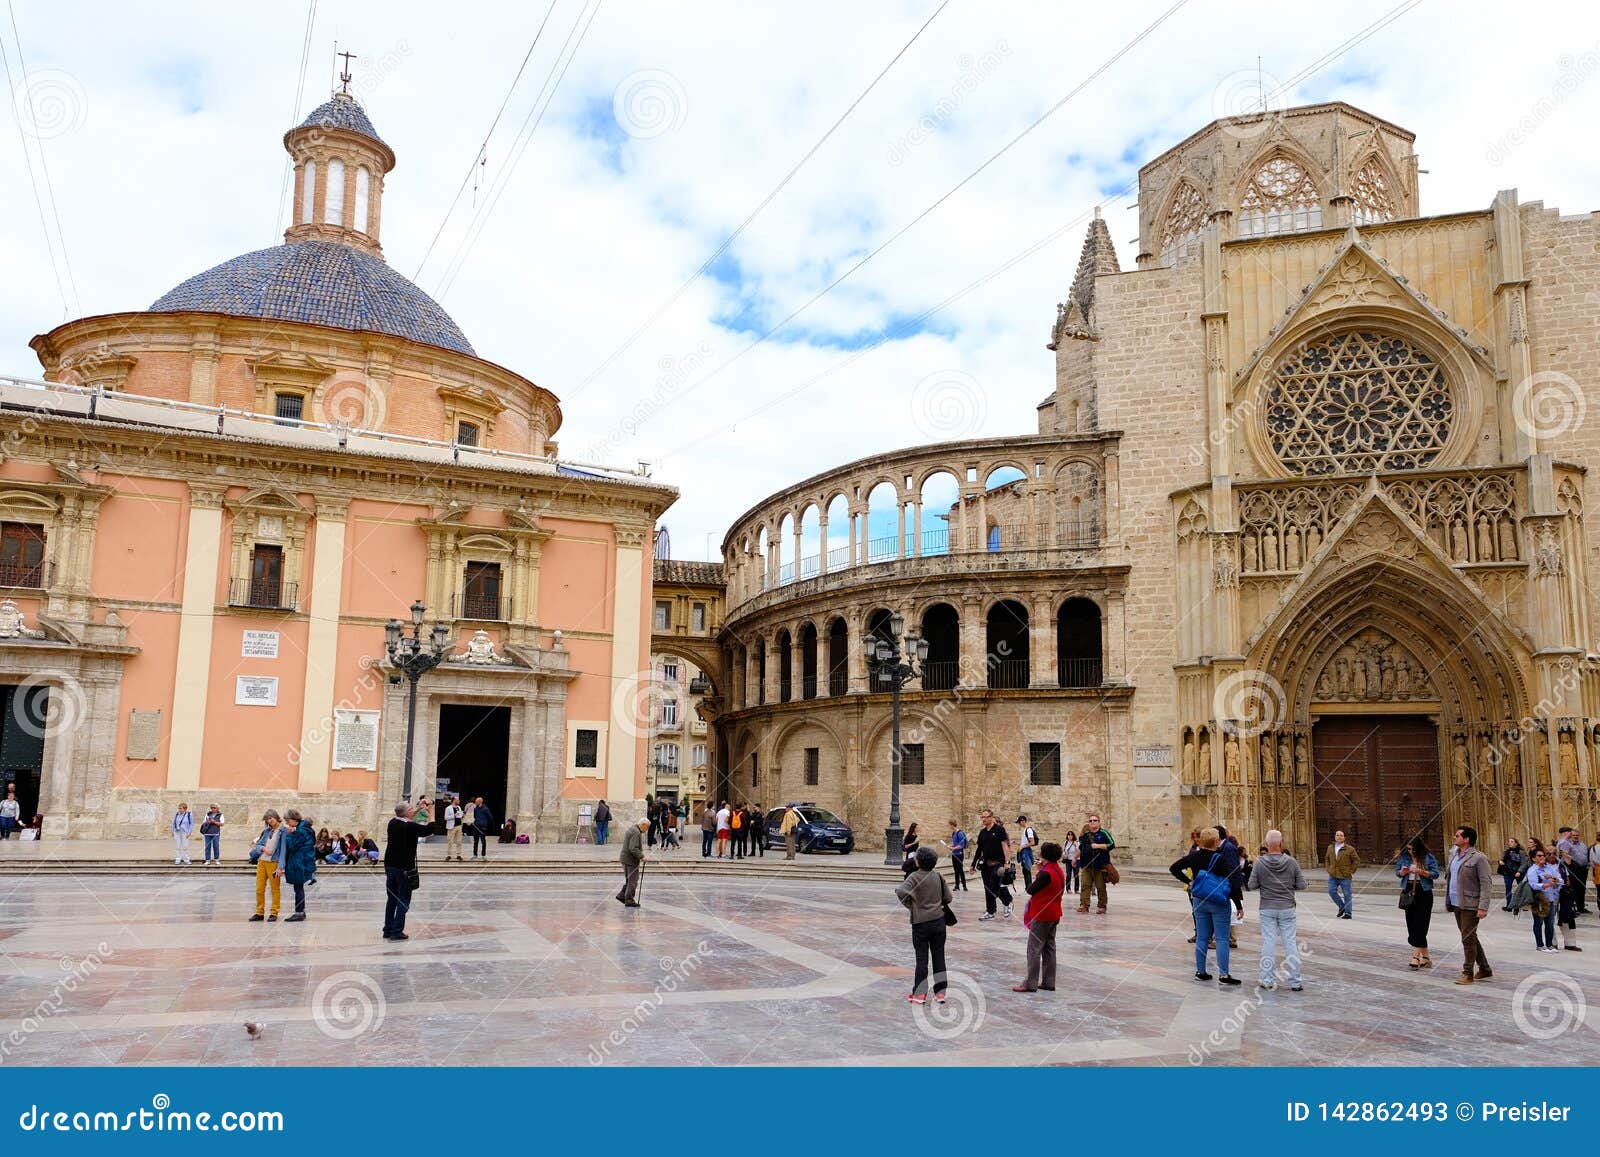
left=385, top=599, right=451, bottom=800
left=863, top=611, right=929, bottom=865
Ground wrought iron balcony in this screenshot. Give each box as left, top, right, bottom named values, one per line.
left=228, top=576, right=299, bottom=612
left=1058, top=657, right=1104, bottom=688
left=0, top=559, right=49, bottom=589
left=453, top=592, right=511, bottom=622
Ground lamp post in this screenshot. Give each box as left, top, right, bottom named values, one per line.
left=385, top=599, right=451, bottom=801
left=863, top=611, right=929, bottom=865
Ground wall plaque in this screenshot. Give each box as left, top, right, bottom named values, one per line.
left=242, top=631, right=280, bottom=659
left=332, top=710, right=379, bottom=770
left=235, top=676, right=279, bottom=707
left=126, top=709, right=162, bottom=760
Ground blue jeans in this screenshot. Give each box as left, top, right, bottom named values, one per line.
left=1327, top=876, right=1353, bottom=916
left=1257, top=907, right=1300, bottom=986
left=203, top=832, right=220, bottom=861
left=1063, top=861, right=1079, bottom=890
left=383, top=866, right=414, bottom=935
left=1194, top=896, right=1233, bottom=975
left=596, top=821, right=608, bottom=845
left=1533, top=903, right=1556, bottom=948
left=0, top=816, right=14, bottom=839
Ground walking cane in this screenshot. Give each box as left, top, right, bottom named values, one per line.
left=636, top=858, right=646, bottom=907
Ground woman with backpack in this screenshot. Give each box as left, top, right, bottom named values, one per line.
left=1170, top=827, right=1242, bottom=985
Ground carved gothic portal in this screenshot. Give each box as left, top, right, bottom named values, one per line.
left=1230, top=549, right=1558, bottom=858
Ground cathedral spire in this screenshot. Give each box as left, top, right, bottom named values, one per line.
left=1069, top=207, right=1120, bottom=322
left=282, top=89, right=396, bottom=256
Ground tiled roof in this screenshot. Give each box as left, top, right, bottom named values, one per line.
left=298, top=93, right=385, bottom=146
left=654, top=559, right=724, bottom=586
left=149, top=241, right=475, bottom=356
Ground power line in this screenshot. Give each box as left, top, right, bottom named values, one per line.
left=657, top=0, right=1427, bottom=462
left=3, top=0, right=78, bottom=316
left=608, top=0, right=1191, bottom=423
left=568, top=0, right=952, bottom=397
left=412, top=0, right=561, bottom=280
left=435, top=0, right=603, bottom=298
left=274, top=0, right=319, bottom=239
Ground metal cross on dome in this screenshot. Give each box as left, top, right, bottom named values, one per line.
left=337, top=49, right=356, bottom=94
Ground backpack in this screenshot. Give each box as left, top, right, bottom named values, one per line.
left=731, top=811, right=743, bottom=830
left=1190, top=852, right=1231, bottom=904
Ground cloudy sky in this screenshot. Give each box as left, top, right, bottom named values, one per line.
left=2, top=0, right=1597, bottom=558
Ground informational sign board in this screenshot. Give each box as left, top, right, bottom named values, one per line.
left=235, top=676, right=279, bottom=707
left=332, top=710, right=380, bottom=770
left=1134, top=744, right=1174, bottom=787
left=241, top=631, right=280, bottom=659
left=126, top=709, right=162, bottom=760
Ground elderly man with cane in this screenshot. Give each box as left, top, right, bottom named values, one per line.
left=617, top=817, right=650, bottom=908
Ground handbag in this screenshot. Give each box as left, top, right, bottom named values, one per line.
left=1104, top=862, right=1120, bottom=886
left=404, top=867, right=421, bottom=890
left=942, top=902, right=958, bottom=927
left=1398, top=881, right=1415, bottom=909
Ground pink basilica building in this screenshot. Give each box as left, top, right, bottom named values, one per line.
left=0, top=91, right=673, bottom=839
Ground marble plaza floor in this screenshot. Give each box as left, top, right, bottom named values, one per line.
left=1, top=867, right=1597, bottom=1066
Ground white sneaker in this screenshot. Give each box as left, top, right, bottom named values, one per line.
left=1003, top=906, right=1013, bottom=918
left=979, top=913, right=996, bottom=921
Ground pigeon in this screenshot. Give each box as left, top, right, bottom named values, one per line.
left=245, top=1022, right=264, bottom=1039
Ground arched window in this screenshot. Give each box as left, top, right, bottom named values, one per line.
left=920, top=603, right=960, bottom=691
left=799, top=622, right=819, bottom=700
left=753, top=638, right=766, bottom=706
left=1238, top=154, right=1321, bottom=237
left=776, top=629, right=793, bottom=702
left=918, top=471, right=960, bottom=557
left=300, top=161, right=317, bottom=225
left=986, top=600, right=1030, bottom=689
left=778, top=512, right=795, bottom=585
left=1056, top=599, right=1103, bottom=687
left=355, top=166, right=371, bottom=234
left=1263, top=330, right=1453, bottom=475
left=827, top=618, right=849, bottom=695
left=1159, top=179, right=1207, bottom=265
left=324, top=159, right=346, bottom=226
left=864, top=482, right=899, bottom=562
left=1350, top=156, right=1395, bottom=226
left=798, top=504, right=821, bottom=580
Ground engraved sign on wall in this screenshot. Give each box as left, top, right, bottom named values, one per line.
left=332, top=710, right=379, bottom=770
left=235, top=676, right=279, bottom=707
left=241, top=630, right=280, bottom=659
left=1134, top=744, right=1173, bottom=787
left=126, top=709, right=162, bottom=760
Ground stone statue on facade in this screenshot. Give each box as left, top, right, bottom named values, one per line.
left=0, top=599, right=43, bottom=639
left=1260, top=732, right=1276, bottom=783
left=1224, top=735, right=1240, bottom=784
left=457, top=629, right=510, bottom=665
left=1294, top=735, right=1309, bottom=786
left=1181, top=734, right=1196, bottom=784
left=1452, top=734, right=1471, bottom=787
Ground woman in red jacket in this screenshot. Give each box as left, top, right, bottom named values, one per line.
left=1015, top=842, right=1067, bottom=993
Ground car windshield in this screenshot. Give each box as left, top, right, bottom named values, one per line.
left=800, top=808, right=842, bottom=825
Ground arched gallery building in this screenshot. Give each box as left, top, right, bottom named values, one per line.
left=714, top=102, right=1600, bottom=861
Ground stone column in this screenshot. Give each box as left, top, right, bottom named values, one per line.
left=818, top=513, right=829, bottom=574
left=296, top=497, right=349, bottom=794
left=1031, top=594, right=1057, bottom=688
left=847, top=612, right=869, bottom=693
left=606, top=525, right=649, bottom=805
left=167, top=484, right=226, bottom=791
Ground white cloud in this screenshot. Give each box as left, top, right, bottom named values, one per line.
left=2, top=0, right=1596, bottom=558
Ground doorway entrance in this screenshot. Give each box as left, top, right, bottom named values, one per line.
left=1, top=683, right=47, bottom=822
left=435, top=704, right=511, bottom=830
left=1313, top=715, right=1442, bottom=862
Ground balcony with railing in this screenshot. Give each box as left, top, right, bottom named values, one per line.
left=0, top=559, right=50, bottom=589
left=453, top=592, right=512, bottom=621
left=920, top=660, right=959, bottom=691
left=228, top=575, right=299, bottom=612
left=988, top=658, right=1030, bottom=690
left=1058, top=657, right=1103, bottom=688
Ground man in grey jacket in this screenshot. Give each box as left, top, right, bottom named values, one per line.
left=1444, top=824, right=1494, bottom=984
left=616, top=818, right=649, bottom=908
left=1246, top=829, right=1308, bottom=991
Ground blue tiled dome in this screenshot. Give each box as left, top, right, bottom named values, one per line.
left=150, top=241, right=475, bottom=356
left=297, top=93, right=385, bottom=146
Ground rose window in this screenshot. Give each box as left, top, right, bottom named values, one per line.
left=1264, top=330, right=1453, bottom=476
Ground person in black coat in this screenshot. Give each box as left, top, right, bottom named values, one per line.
left=382, top=803, right=425, bottom=941
left=470, top=797, right=495, bottom=860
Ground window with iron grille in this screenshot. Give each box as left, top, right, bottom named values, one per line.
left=247, top=544, right=284, bottom=607
left=456, top=421, right=479, bottom=447
left=804, top=747, right=819, bottom=786
left=462, top=561, right=502, bottom=619
left=1029, top=742, right=1062, bottom=786
left=273, top=392, right=305, bottom=425
left=0, top=522, right=45, bottom=587
left=575, top=729, right=599, bottom=768
left=899, top=743, right=925, bottom=785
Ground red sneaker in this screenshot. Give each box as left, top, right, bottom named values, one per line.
left=908, top=993, right=927, bottom=1004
